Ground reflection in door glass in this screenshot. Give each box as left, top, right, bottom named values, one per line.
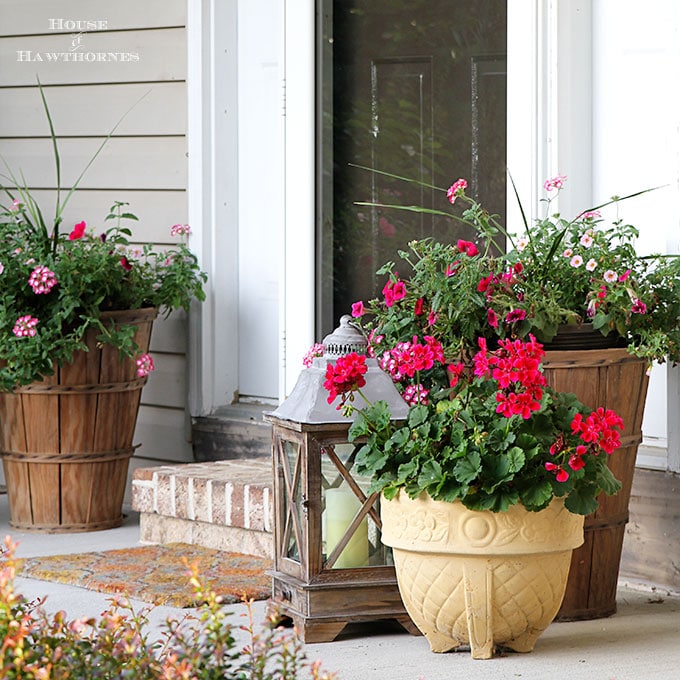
left=319, top=1, right=507, bottom=334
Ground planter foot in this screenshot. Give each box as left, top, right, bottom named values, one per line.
left=464, top=560, right=494, bottom=659
left=423, top=630, right=460, bottom=653
left=504, top=628, right=543, bottom=654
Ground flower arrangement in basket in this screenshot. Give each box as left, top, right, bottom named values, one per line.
left=0, top=85, right=207, bottom=391
left=352, top=172, right=680, bottom=364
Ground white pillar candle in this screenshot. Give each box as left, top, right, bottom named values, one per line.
left=323, top=487, right=369, bottom=568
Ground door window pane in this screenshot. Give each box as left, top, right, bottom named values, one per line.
left=319, top=0, right=507, bottom=333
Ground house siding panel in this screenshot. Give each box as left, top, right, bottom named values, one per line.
left=0, top=1, right=186, bottom=36
left=0, top=83, right=186, bottom=136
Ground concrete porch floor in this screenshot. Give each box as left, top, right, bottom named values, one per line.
left=3, top=493, right=680, bottom=680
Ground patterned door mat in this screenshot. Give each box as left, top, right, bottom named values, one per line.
left=15, top=543, right=272, bottom=608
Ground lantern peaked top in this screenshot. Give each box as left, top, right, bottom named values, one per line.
left=269, top=315, right=409, bottom=424
left=322, top=314, right=367, bottom=358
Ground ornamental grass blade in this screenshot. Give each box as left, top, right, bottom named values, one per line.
left=578, top=185, right=667, bottom=217
left=348, top=162, right=442, bottom=191
left=35, top=78, right=150, bottom=241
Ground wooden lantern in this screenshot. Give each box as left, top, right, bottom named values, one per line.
left=265, top=317, right=419, bottom=643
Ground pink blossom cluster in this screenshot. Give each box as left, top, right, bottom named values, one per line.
left=135, top=353, right=155, bottom=378
left=402, top=383, right=429, bottom=406
left=446, top=178, right=468, bottom=204
left=571, top=407, right=624, bottom=454
left=170, top=223, right=192, bottom=237
left=473, top=335, right=546, bottom=419
left=543, top=174, right=567, bottom=192
left=13, top=315, right=38, bottom=338
left=303, top=342, right=324, bottom=367
left=381, top=335, right=445, bottom=382
left=28, top=265, right=57, bottom=294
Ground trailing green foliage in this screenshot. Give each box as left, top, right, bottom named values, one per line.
left=0, top=538, right=336, bottom=679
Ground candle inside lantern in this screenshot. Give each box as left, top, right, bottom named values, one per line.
left=323, top=487, right=369, bottom=568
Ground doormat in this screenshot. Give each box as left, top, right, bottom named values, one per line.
left=16, top=543, right=272, bottom=608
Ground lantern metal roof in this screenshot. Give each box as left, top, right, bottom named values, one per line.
left=270, top=315, right=410, bottom=424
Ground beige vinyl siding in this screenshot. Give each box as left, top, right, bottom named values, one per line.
left=0, top=0, right=192, bottom=464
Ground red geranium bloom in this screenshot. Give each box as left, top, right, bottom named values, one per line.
left=323, top=352, right=368, bottom=405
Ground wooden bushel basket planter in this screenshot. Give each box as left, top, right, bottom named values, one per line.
left=0, top=308, right=156, bottom=533
left=541, top=346, right=649, bottom=620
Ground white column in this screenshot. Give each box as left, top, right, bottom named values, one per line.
left=281, top=0, right=316, bottom=399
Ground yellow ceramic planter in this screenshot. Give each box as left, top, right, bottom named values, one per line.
left=380, top=491, right=584, bottom=659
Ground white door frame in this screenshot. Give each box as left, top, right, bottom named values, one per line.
left=187, top=0, right=240, bottom=416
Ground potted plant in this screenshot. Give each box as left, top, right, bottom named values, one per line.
left=321, top=336, right=624, bottom=658
left=347, top=173, right=680, bottom=620
left=0, top=86, right=207, bottom=532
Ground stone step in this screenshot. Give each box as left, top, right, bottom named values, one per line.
left=132, top=459, right=273, bottom=558
left=191, top=403, right=273, bottom=462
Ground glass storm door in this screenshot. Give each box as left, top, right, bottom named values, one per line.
left=318, top=0, right=507, bottom=335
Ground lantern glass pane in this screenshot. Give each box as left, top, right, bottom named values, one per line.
left=283, top=439, right=303, bottom=562
left=321, top=442, right=392, bottom=569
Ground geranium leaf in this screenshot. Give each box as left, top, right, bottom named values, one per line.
left=408, top=404, right=429, bottom=427
left=519, top=480, right=553, bottom=510
left=564, top=485, right=600, bottom=515
left=454, top=450, right=481, bottom=484
left=596, top=464, right=622, bottom=496
left=506, top=446, right=526, bottom=473
left=417, top=459, right=443, bottom=489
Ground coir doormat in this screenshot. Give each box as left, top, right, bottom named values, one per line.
left=16, top=543, right=272, bottom=608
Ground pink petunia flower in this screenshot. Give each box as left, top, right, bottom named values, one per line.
left=69, top=221, right=87, bottom=240
left=631, top=299, right=647, bottom=314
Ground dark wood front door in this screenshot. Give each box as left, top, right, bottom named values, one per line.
left=318, top=0, right=507, bottom=335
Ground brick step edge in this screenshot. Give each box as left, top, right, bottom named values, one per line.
left=131, top=460, right=273, bottom=533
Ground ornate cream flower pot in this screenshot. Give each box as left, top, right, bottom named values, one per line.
left=380, top=491, right=584, bottom=659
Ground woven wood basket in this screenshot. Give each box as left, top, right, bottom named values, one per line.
left=542, top=347, right=649, bottom=620
left=0, top=308, right=156, bottom=533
